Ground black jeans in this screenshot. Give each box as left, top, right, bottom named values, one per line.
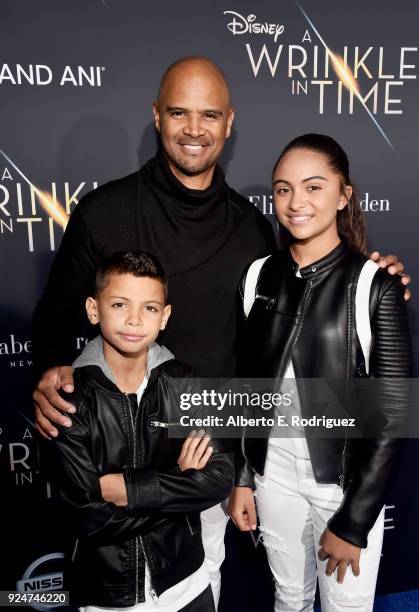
left=178, top=585, right=216, bottom=612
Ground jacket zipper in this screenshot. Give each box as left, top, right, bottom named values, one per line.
left=140, top=534, right=159, bottom=603
left=279, top=280, right=312, bottom=379
left=340, top=283, right=353, bottom=489
left=127, top=393, right=159, bottom=603
left=262, top=281, right=312, bottom=441
left=126, top=394, right=140, bottom=605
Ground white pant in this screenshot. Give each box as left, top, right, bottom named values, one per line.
left=200, top=500, right=230, bottom=608
left=255, top=444, right=385, bottom=612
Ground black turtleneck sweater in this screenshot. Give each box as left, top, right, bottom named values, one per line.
left=32, top=152, right=276, bottom=377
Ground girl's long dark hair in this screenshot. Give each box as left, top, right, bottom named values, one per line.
left=273, top=134, right=368, bottom=255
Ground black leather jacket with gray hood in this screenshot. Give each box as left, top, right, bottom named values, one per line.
left=43, top=337, right=234, bottom=607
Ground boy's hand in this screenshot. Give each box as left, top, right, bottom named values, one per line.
left=318, top=527, right=361, bottom=583
left=369, top=251, right=411, bottom=300
left=99, top=474, right=128, bottom=506
left=228, top=486, right=257, bottom=531
left=33, top=366, right=76, bottom=439
left=177, top=430, right=213, bottom=472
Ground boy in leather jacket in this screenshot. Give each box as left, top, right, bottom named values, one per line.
left=42, top=250, right=234, bottom=611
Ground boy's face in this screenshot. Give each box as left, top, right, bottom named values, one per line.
left=86, top=273, right=171, bottom=358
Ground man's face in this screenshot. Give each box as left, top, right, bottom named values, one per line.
left=153, top=65, right=234, bottom=184
left=86, top=273, right=171, bottom=359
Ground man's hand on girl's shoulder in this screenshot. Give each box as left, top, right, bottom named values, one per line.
left=369, top=251, right=411, bottom=300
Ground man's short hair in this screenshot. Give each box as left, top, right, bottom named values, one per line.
left=94, top=251, right=168, bottom=302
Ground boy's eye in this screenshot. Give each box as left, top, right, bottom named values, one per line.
left=111, top=302, right=126, bottom=308
left=307, top=185, right=321, bottom=191
left=276, top=187, right=289, bottom=195
left=145, top=305, right=158, bottom=313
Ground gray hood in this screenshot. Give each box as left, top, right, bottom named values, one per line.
left=72, top=335, right=174, bottom=385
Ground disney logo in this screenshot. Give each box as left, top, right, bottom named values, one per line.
left=223, top=11, right=285, bottom=43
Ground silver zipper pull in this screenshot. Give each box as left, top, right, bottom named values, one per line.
left=255, top=294, right=276, bottom=310
left=150, top=420, right=169, bottom=428
left=186, top=515, right=194, bottom=535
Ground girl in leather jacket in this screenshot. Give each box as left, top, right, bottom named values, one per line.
left=229, top=134, right=412, bottom=612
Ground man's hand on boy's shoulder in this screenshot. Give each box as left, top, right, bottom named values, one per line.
left=177, top=430, right=213, bottom=472
left=33, top=365, right=76, bottom=439
left=369, top=251, right=411, bottom=300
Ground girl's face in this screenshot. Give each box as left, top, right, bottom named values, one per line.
left=273, top=148, right=352, bottom=244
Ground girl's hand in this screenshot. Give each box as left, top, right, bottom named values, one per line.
left=177, top=430, right=213, bottom=471
left=228, top=486, right=257, bottom=531
left=318, top=528, right=361, bottom=583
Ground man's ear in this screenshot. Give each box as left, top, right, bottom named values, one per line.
left=153, top=102, right=161, bottom=133
left=225, top=107, right=235, bottom=139
left=86, top=297, right=99, bottom=325
left=160, top=304, right=172, bottom=330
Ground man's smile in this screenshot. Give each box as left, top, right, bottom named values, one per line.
left=177, top=140, right=212, bottom=155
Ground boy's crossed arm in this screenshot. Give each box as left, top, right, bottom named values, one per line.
left=100, top=431, right=215, bottom=507
left=46, top=418, right=231, bottom=546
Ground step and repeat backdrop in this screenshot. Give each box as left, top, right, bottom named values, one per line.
left=1, top=1, right=418, bottom=610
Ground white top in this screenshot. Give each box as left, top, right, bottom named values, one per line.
left=269, top=269, right=310, bottom=459
left=82, top=377, right=210, bottom=611
left=269, top=360, right=310, bottom=459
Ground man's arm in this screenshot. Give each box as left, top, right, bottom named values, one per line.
left=33, top=203, right=99, bottom=438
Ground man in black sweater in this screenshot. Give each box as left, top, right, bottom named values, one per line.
left=33, top=57, right=277, bottom=607
left=32, top=56, right=409, bottom=608
left=33, top=56, right=276, bottom=406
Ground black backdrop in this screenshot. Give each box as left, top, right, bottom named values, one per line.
left=1, top=1, right=418, bottom=610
